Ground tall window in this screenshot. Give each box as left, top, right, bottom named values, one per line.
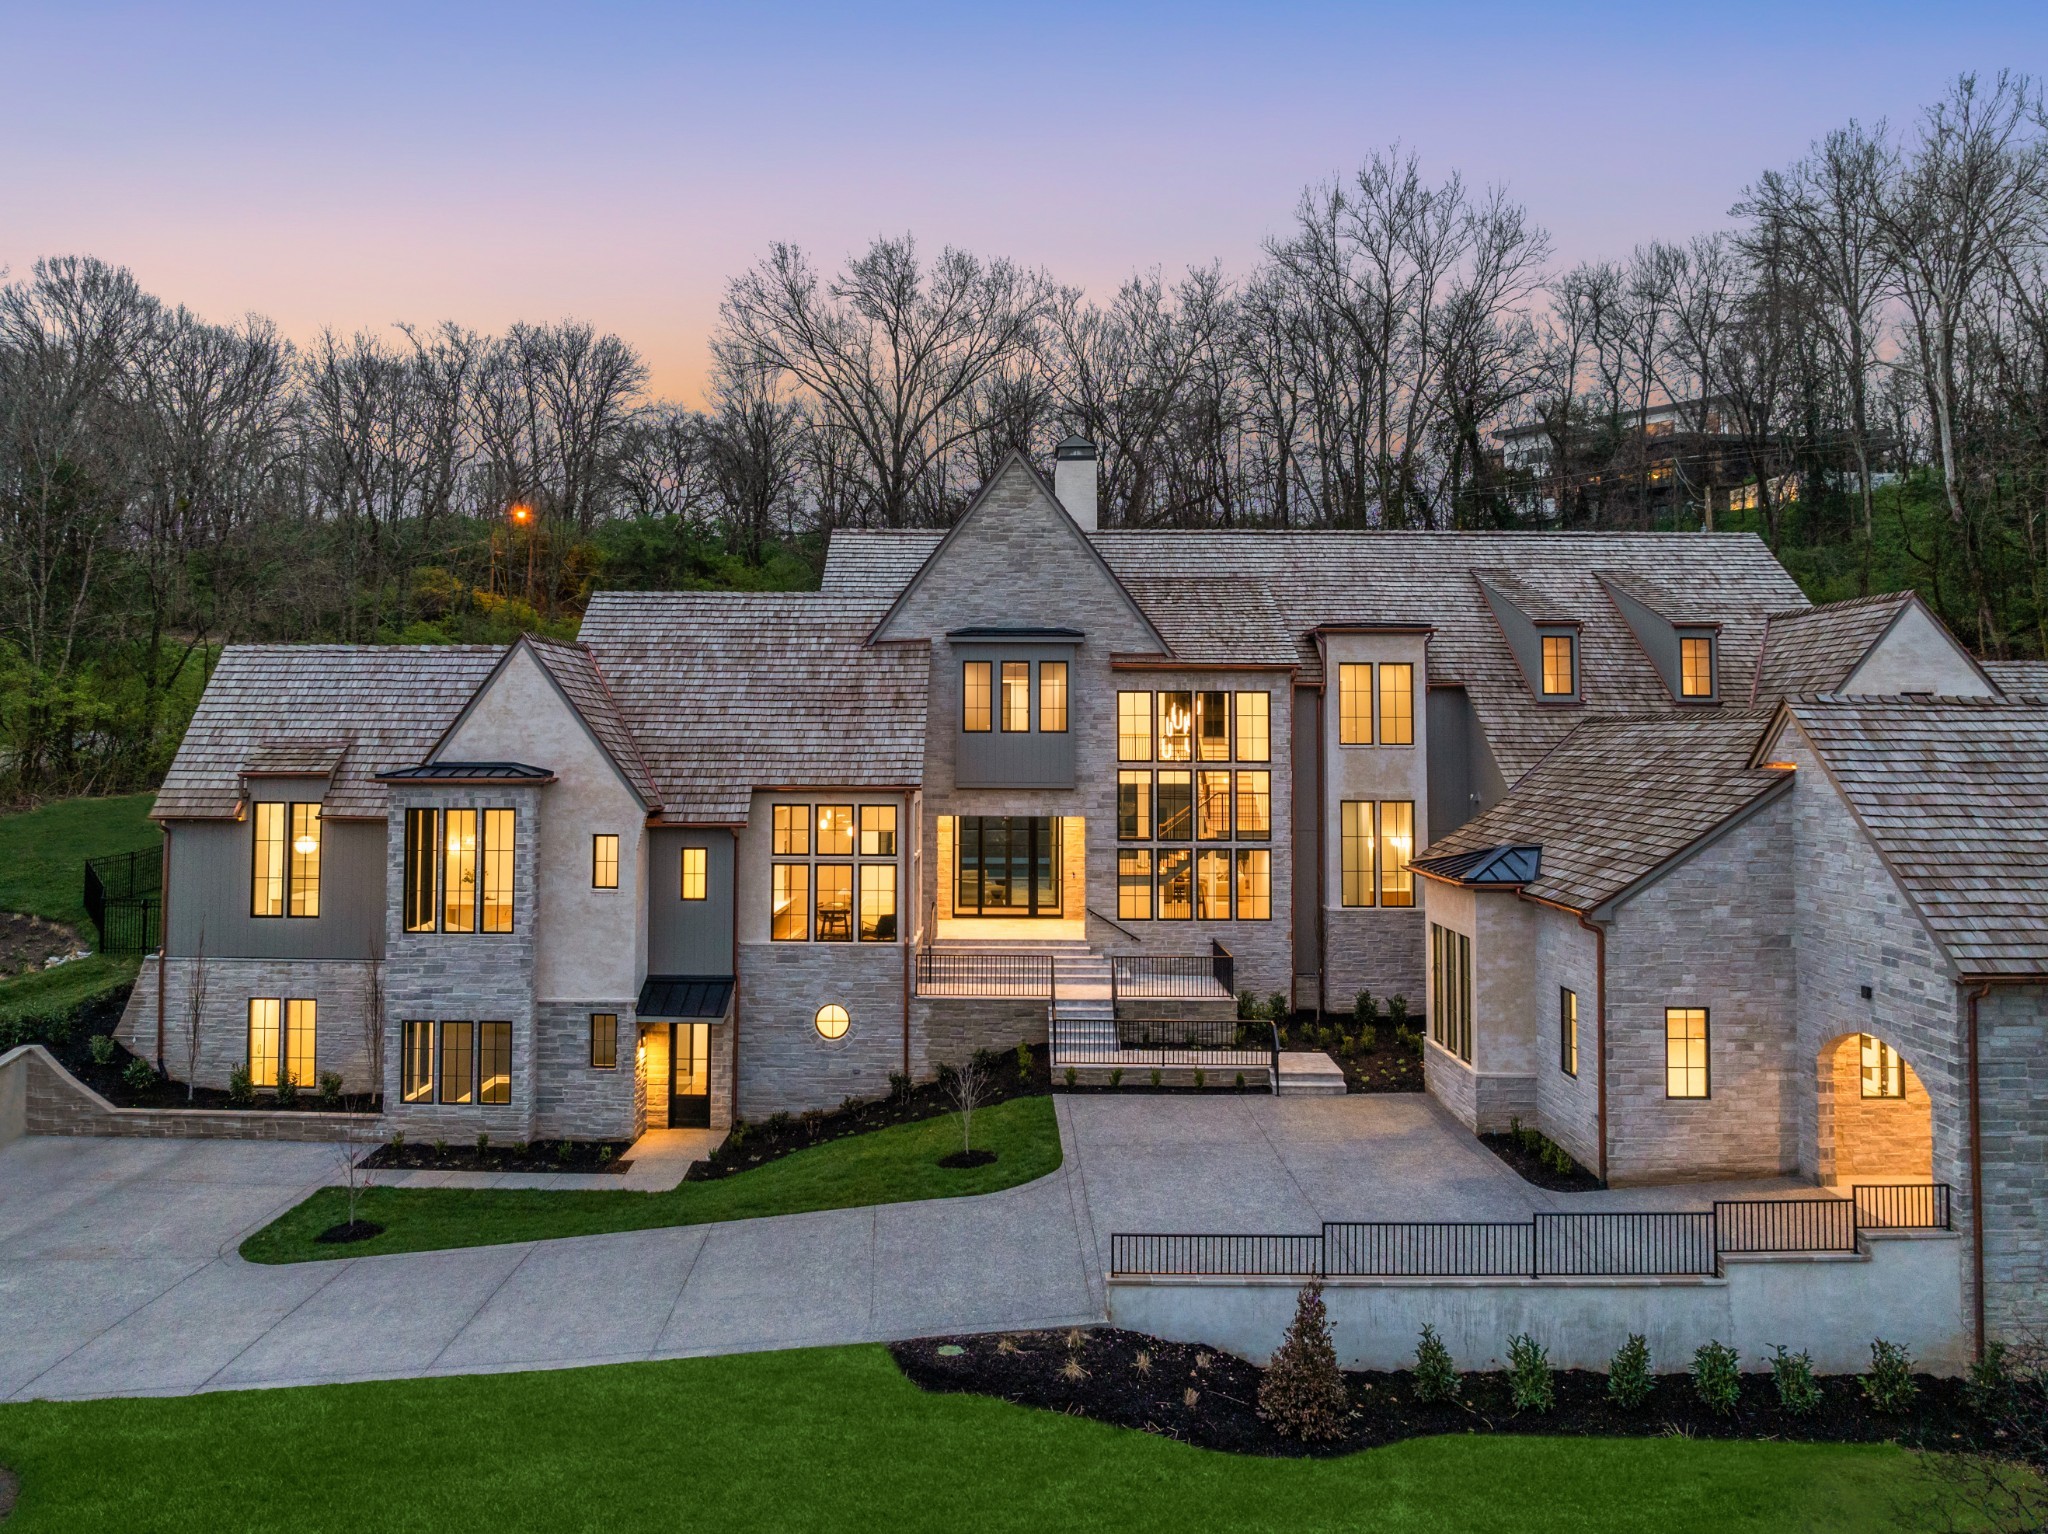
left=1117, top=771, right=1151, bottom=839
left=1196, top=771, right=1232, bottom=840
left=1118, top=849, right=1153, bottom=920
left=815, top=865, right=854, bottom=941
left=247, top=998, right=280, bottom=1088
left=403, top=809, right=437, bottom=932
left=772, top=804, right=810, bottom=855
left=592, top=834, right=620, bottom=889
left=681, top=846, right=707, bottom=900
left=1665, top=1008, right=1709, bottom=1098
left=479, top=1021, right=512, bottom=1105
left=1234, top=771, right=1270, bottom=840
left=962, top=662, right=992, bottom=732
left=1559, top=988, right=1578, bottom=1076
left=1196, top=692, right=1231, bottom=760
left=1680, top=636, right=1714, bottom=698
left=1541, top=634, right=1576, bottom=696
left=1860, top=1034, right=1904, bottom=1099
left=249, top=997, right=315, bottom=1089
left=1235, top=691, right=1270, bottom=762
left=1117, top=691, right=1153, bottom=761
left=772, top=864, right=810, bottom=940
left=252, top=801, right=321, bottom=918
left=1379, top=800, right=1414, bottom=908
left=1156, top=771, right=1193, bottom=840
left=1340, top=801, right=1374, bottom=907
left=285, top=999, right=317, bottom=1089
left=859, top=805, right=897, bottom=856
left=402, top=1019, right=433, bottom=1101
left=1157, top=848, right=1193, bottom=920
left=1157, top=691, right=1193, bottom=761
left=816, top=805, right=854, bottom=856
left=859, top=864, right=897, bottom=941
left=1430, top=924, right=1472, bottom=1063
left=1378, top=664, right=1414, bottom=746
left=442, top=809, right=478, bottom=932
left=1235, top=849, right=1271, bottom=920
left=481, top=809, right=515, bottom=933
left=402, top=805, right=520, bottom=935
left=590, top=1013, right=618, bottom=1070
left=439, top=1021, right=476, bottom=1105
left=1039, top=662, right=1068, bottom=733
left=1000, top=662, right=1031, bottom=732
left=1196, top=849, right=1232, bottom=919
left=1338, top=664, right=1373, bottom=744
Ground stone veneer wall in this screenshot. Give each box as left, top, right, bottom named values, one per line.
left=917, top=996, right=1046, bottom=1074
left=1820, top=1035, right=1935, bottom=1181
left=1530, top=908, right=1602, bottom=1174
left=533, top=999, right=642, bottom=1140
left=1324, top=908, right=1426, bottom=1021
left=10, top=1045, right=378, bottom=1142
left=1603, top=795, right=1798, bottom=1184
left=737, top=942, right=905, bottom=1117
left=1978, top=983, right=2048, bottom=1342
left=118, top=957, right=381, bottom=1093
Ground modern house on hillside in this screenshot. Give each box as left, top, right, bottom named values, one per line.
left=120, top=441, right=2047, bottom=1345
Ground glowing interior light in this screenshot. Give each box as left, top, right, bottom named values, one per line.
left=293, top=834, right=319, bottom=855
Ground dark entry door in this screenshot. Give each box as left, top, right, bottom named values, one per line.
left=670, top=1023, right=709, bottom=1128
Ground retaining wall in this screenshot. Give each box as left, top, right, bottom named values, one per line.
left=0, top=1044, right=380, bottom=1144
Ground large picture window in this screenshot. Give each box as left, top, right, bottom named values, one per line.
left=954, top=816, right=1061, bottom=916
left=1116, top=688, right=1276, bottom=922
left=1665, top=1008, right=1709, bottom=1098
left=771, top=801, right=900, bottom=941
left=413, top=1019, right=514, bottom=1107
left=400, top=806, right=517, bottom=935
left=251, top=801, right=321, bottom=918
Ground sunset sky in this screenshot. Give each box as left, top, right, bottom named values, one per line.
left=7, top=0, right=2044, bottom=402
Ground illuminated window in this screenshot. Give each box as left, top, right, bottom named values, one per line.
left=1680, top=636, right=1714, bottom=698
left=815, top=1004, right=849, bottom=1041
left=1235, top=771, right=1270, bottom=841
left=773, top=804, right=811, bottom=856
left=1235, top=849, right=1271, bottom=920
left=1157, top=691, right=1193, bottom=761
left=283, top=999, right=316, bottom=1090
left=1117, top=771, right=1151, bottom=839
left=402, top=1019, right=433, bottom=1102
left=962, top=662, right=991, bottom=732
left=1197, top=771, right=1232, bottom=841
left=1117, top=849, right=1153, bottom=920
left=1001, top=662, right=1031, bottom=732
left=1338, top=663, right=1373, bottom=744
left=592, top=834, right=619, bottom=889
left=816, top=805, right=854, bottom=857
left=442, top=809, right=478, bottom=933
left=681, top=846, right=707, bottom=900
left=1157, top=848, right=1192, bottom=920
left=247, top=998, right=280, bottom=1088
left=288, top=805, right=322, bottom=917
left=772, top=864, right=809, bottom=941
left=481, top=809, right=514, bottom=932
left=859, top=805, right=897, bottom=856
left=1379, top=800, right=1414, bottom=908
left=1039, top=662, right=1068, bottom=733
left=1340, top=801, right=1374, bottom=907
left=1197, top=849, right=1232, bottom=919
left=1235, top=691, right=1270, bottom=762
left=859, top=864, right=896, bottom=941
left=1860, top=1034, right=1904, bottom=1099
left=1666, top=1008, right=1709, bottom=1098
left=590, top=1013, right=618, bottom=1070
left=1430, top=924, right=1472, bottom=1063
left=1541, top=634, right=1575, bottom=697
left=1117, top=691, right=1153, bottom=761
left=403, top=809, right=436, bottom=932
left=1378, top=664, right=1413, bottom=746
left=476, top=1020, right=511, bottom=1105
left=1196, top=691, right=1231, bottom=761
left=1560, top=988, right=1578, bottom=1076
left=439, top=1021, right=476, bottom=1105
left=815, top=865, right=854, bottom=941
left=1155, top=771, right=1193, bottom=840
left=250, top=803, right=286, bottom=917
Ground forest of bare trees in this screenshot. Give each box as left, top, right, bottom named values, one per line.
left=3, top=72, right=2045, bottom=801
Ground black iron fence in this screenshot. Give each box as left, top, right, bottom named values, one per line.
left=914, top=949, right=1054, bottom=998
left=1109, top=1184, right=1953, bottom=1279
left=84, top=846, right=162, bottom=954
left=1057, top=1016, right=1279, bottom=1075
left=1111, top=943, right=1235, bottom=1000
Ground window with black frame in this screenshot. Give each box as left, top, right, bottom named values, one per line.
left=1111, top=688, right=1274, bottom=921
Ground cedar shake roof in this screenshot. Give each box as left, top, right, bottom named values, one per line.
left=1985, top=659, right=2048, bottom=699
left=154, top=645, right=506, bottom=821
left=1786, top=696, right=2048, bottom=977
left=1116, top=576, right=1297, bottom=666
left=522, top=637, right=662, bottom=807
left=1412, top=710, right=1789, bottom=912
left=577, top=591, right=929, bottom=823
left=1595, top=569, right=1719, bottom=626
left=1748, top=591, right=1914, bottom=702
left=825, top=528, right=1805, bottom=781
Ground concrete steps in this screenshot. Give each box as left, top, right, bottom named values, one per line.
left=1274, top=1051, right=1348, bottom=1096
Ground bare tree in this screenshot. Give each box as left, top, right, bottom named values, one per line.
left=945, top=1055, right=988, bottom=1159
left=182, top=919, right=207, bottom=1102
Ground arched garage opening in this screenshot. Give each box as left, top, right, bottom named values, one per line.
left=1817, top=1032, right=1934, bottom=1185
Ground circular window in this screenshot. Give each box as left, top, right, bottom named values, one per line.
left=815, top=1004, right=850, bottom=1041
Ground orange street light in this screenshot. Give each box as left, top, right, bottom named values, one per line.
left=510, top=504, right=532, bottom=524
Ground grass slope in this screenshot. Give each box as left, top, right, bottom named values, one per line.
left=0, top=1345, right=1958, bottom=1533
left=0, top=793, right=160, bottom=930
left=241, top=1093, right=1061, bottom=1263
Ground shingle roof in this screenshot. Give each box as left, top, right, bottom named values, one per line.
left=1412, top=710, right=1789, bottom=911
left=1116, top=576, right=1298, bottom=666
left=825, top=528, right=1806, bottom=782
left=1596, top=569, right=1719, bottom=626
left=577, top=592, right=929, bottom=823
left=1985, top=659, right=2048, bottom=699
left=1788, top=696, right=2048, bottom=977
left=1748, top=591, right=1913, bottom=702
left=523, top=637, right=662, bottom=807
left=154, top=646, right=506, bottom=821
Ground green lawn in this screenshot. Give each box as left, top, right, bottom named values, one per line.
left=0, top=1344, right=1966, bottom=1533
left=241, top=1093, right=1062, bottom=1263
left=0, top=792, right=160, bottom=930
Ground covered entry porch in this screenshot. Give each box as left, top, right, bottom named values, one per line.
left=636, top=974, right=733, bottom=1132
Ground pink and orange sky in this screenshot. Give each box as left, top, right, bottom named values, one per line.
left=7, top=1, right=2044, bottom=402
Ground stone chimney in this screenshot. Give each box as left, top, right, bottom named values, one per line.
left=1053, top=436, right=1098, bottom=531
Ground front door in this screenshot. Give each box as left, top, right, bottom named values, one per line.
left=670, top=1023, right=709, bottom=1128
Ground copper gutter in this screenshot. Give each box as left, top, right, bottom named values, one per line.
left=729, top=827, right=742, bottom=1128
left=155, top=826, right=171, bottom=1071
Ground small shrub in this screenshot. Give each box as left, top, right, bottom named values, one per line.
left=1266, top=992, right=1288, bottom=1023
left=1353, top=991, right=1379, bottom=1029
left=1149, top=1068, right=1161, bottom=1088
left=225, top=1064, right=254, bottom=1105
left=555, top=1140, right=573, bottom=1164
left=1507, top=1333, right=1555, bottom=1413
left=1770, top=1345, right=1822, bottom=1416
left=1691, top=1341, right=1741, bottom=1415
left=318, top=1071, right=343, bottom=1106
left=1257, top=1281, right=1348, bottom=1441
left=728, top=1120, right=749, bottom=1149
left=1015, top=1040, right=1032, bottom=1082
left=1608, top=1334, right=1652, bottom=1409
left=799, top=1108, right=825, bottom=1139
left=121, top=1056, right=157, bottom=1094
left=1193, top=1068, right=1207, bottom=1088
left=1234, top=1072, right=1246, bottom=1089
left=767, top=1110, right=792, bottom=1134
left=1966, top=1340, right=2012, bottom=1415
left=1109, top=1067, right=1124, bottom=1088
left=87, top=1034, right=118, bottom=1066
left=476, top=1132, right=490, bottom=1160
left=1063, top=1066, right=1077, bottom=1088
left=1413, top=1324, right=1459, bottom=1403
left=391, top=1130, right=405, bottom=1151
left=433, top=1138, right=447, bottom=1158
left=597, top=1145, right=614, bottom=1164
left=1862, top=1338, right=1917, bottom=1414
left=887, top=1071, right=909, bottom=1100
left=1386, top=995, right=1410, bottom=1031
left=274, top=1070, right=298, bottom=1107
left=1357, top=1023, right=1377, bottom=1053
left=1237, top=988, right=1260, bottom=1020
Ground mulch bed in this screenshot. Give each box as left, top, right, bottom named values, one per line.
left=890, top=1327, right=1990, bottom=1458
left=315, top=1220, right=386, bottom=1244
left=1277, top=1018, right=1425, bottom=1094
left=362, top=1139, right=632, bottom=1174
left=1480, top=1130, right=1605, bottom=1192
left=51, top=1029, right=382, bottom=1114
left=686, top=1043, right=1051, bottom=1182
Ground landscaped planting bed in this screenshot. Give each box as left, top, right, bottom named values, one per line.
left=1480, top=1119, right=1604, bottom=1191
left=363, top=1137, right=632, bottom=1174
left=891, top=1325, right=1989, bottom=1459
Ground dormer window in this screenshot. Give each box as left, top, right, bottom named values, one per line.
left=1540, top=635, right=1576, bottom=697
left=1680, top=635, right=1715, bottom=699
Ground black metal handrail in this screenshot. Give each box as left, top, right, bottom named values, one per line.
left=1326, top=1221, right=1533, bottom=1277
left=1712, top=1197, right=1856, bottom=1254
left=1112, top=1232, right=1326, bottom=1278
left=1534, top=1212, right=1717, bottom=1276
left=1058, top=1014, right=1275, bottom=1071
left=1853, top=1183, right=1952, bottom=1230
left=1110, top=953, right=1233, bottom=998
left=914, top=949, right=1053, bottom=998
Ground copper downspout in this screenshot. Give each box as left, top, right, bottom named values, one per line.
left=1312, top=678, right=1327, bottom=1017
left=155, top=826, right=171, bottom=1071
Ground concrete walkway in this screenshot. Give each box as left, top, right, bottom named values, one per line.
left=369, top=1128, right=722, bottom=1191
